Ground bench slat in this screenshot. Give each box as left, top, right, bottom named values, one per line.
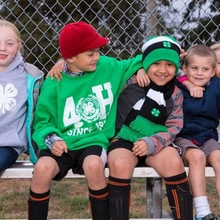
left=0, top=161, right=215, bottom=178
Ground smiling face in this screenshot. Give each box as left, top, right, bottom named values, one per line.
left=0, top=25, right=21, bottom=72
left=183, top=54, right=215, bottom=87
left=147, top=60, right=176, bottom=86
left=67, top=48, right=100, bottom=73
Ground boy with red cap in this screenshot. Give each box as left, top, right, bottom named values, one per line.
left=27, top=21, right=142, bottom=220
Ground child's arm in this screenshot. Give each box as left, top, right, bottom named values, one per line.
left=182, top=80, right=205, bottom=98
left=45, top=133, right=67, bottom=156
left=180, top=48, right=187, bottom=59
left=177, top=70, right=204, bottom=98
left=47, top=59, right=65, bottom=80
left=136, top=68, right=150, bottom=87
left=32, top=79, right=64, bottom=149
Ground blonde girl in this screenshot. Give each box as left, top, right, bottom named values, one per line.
left=0, top=20, right=43, bottom=172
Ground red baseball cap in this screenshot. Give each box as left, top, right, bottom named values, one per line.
left=59, top=21, right=109, bottom=59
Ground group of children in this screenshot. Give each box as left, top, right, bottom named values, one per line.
left=1, top=18, right=220, bottom=220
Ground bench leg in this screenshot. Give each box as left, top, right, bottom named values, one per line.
left=146, top=177, right=162, bottom=218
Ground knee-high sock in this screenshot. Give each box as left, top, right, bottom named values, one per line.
left=164, top=172, right=193, bottom=220
left=89, top=186, right=110, bottom=220
left=108, top=175, right=131, bottom=220
left=28, top=188, right=50, bottom=220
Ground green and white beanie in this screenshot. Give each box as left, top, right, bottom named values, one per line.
left=142, top=36, right=181, bottom=73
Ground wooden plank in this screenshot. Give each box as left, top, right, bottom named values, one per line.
left=0, top=161, right=215, bottom=178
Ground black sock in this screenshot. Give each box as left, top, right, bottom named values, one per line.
left=28, top=188, right=50, bottom=220
left=108, top=175, right=131, bottom=220
left=164, top=172, right=193, bottom=220
left=89, top=186, right=110, bottom=220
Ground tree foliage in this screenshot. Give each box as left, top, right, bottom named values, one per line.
left=179, top=0, right=219, bottom=48
left=0, top=0, right=219, bottom=72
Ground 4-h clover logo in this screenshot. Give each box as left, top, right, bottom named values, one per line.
left=76, top=94, right=103, bottom=123
left=0, top=83, right=18, bottom=114
left=163, top=41, right=171, bottom=48
left=151, top=108, right=160, bottom=117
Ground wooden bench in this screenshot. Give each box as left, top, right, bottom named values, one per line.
left=0, top=161, right=216, bottom=219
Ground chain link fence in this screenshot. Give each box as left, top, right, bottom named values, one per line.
left=0, top=0, right=219, bottom=74
left=0, top=1, right=219, bottom=219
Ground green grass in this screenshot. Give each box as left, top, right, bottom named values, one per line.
left=0, top=178, right=219, bottom=219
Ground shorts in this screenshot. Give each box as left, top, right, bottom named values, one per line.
left=108, top=137, right=147, bottom=167
left=175, top=137, right=220, bottom=158
left=39, top=146, right=107, bottom=181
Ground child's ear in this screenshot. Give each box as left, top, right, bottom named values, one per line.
left=211, top=68, right=216, bottom=77
left=66, top=57, right=75, bottom=63
left=182, top=65, right=187, bottom=73
left=17, top=42, right=22, bottom=52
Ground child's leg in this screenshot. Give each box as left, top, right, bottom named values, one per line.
left=28, top=156, right=59, bottom=220
left=185, top=148, right=212, bottom=218
left=164, top=172, right=193, bottom=220
left=108, top=148, right=137, bottom=220
left=146, top=146, right=193, bottom=220
left=208, top=149, right=220, bottom=216
left=0, top=147, right=18, bottom=172
left=83, top=154, right=109, bottom=220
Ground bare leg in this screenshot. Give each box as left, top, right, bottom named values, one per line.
left=208, top=149, right=220, bottom=216
left=184, top=148, right=206, bottom=197
left=185, top=148, right=212, bottom=218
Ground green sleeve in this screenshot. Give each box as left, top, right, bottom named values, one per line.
left=120, top=54, right=143, bottom=89
left=32, top=78, right=63, bottom=149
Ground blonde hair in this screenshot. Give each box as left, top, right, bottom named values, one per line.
left=184, top=45, right=216, bottom=69
left=210, top=43, right=220, bottom=52
left=0, top=20, right=21, bottom=43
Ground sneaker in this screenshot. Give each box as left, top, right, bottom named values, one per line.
left=195, top=213, right=218, bottom=220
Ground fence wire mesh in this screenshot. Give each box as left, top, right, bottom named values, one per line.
left=0, top=1, right=219, bottom=219
left=0, top=0, right=219, bottom=74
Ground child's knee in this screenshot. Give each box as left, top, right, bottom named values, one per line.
left=186, top=149, right=206, bottom=163
left=167, top=156, right=184, bottom=171
left=84, top=157, right=104, bottom=173
left=33, top=160, right=56, bottom=179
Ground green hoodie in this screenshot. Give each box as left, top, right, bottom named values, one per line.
left=32, top=55, right=142, bottom=151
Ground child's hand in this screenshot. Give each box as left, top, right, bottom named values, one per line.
left=136, top=68, right=150, bottom=87
left=132, top=140, right=148, bottom=157
left=188, top=86, right=205, bottom=98
left=180, top=48, right=187, bottom=59
left=183, top=81, right=205, bottom=98
left=51, top=140, right=68, bottom=156
left=47, top=59, right=65, bottom=81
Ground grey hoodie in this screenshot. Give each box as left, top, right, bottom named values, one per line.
left=0, top=52, right=44, bottom=163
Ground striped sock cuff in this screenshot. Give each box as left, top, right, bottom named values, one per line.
left=29, top=188, right=50, bottom=201
left=108, top=175, right=131, bottom=187
left=164, top=171, right=188, bottom=186
left=89, top=186, right=109, bottom=200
